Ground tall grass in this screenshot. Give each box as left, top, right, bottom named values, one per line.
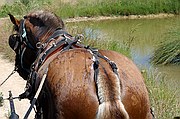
left=0, top=0, right=51, bottom=17
left=143, top=70, right=180, bottom=119
left=0, top=0, right=179, bottom=18
left=54, top=0, right=180, bottom=18
left=152, top=24, right=180, bottom=65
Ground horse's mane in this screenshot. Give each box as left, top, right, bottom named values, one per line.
left=26, top=10, right=65, bottom=30
left=24, top=10, right=65, bottom=41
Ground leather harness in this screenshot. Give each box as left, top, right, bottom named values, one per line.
left=9, top=19, right=121, bottom=118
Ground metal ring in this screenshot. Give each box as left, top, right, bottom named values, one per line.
left=36, top=42, right=44, bottom=49
left=75, top=34, right=84, bottom=42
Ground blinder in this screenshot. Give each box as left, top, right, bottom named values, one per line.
left=8, top=19, right=35, bottom=51
left=8, top=34, right=20, bottom=51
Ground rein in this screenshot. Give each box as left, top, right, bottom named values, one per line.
left=24, top=68, right=48, bottom=119
left=0, top=67, right=17, bottom=87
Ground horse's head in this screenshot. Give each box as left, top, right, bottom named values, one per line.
left=8, top=10, right=65, bottom=80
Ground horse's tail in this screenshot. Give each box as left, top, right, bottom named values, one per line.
left=95, top=62, right=129, bottom=119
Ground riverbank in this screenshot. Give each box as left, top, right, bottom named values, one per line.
left=65, top=13, right=175, bottom=22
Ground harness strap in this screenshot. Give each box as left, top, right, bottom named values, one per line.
left=37, top=38, right=66, bottom=68
left=46, top=30, right=69, bottom=42
left=92, top=52, right=100, bottom=83
left=97, top=53, right=119, bottom=76
left=85, top=46, right=119, bottom=75
left=85, top=46, right=121, bottom=104
left=20, top=20, right=35, bottom=50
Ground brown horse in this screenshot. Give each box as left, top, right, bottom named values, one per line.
left=8, top=10, right=153, bottom=119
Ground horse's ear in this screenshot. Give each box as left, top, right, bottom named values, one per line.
left=8, top=14, right=20, bottom=26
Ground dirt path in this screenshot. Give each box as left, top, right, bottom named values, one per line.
left=0, top=55, right=35, bottom=119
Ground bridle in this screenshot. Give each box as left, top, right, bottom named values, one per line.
left=9, top=19, right=39, bottom=80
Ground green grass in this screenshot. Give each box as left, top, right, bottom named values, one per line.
left=143, top=70, right=180, bottom=119
left=0, top=0, right=180, bottom=18
left=151, top=24, right=180, bottom=65
left=54, top=0, right=180, bottom=18
left=0, top=0, right=51, bottom=17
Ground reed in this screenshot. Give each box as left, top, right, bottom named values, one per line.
left=152, top=25, right=180, bottom=65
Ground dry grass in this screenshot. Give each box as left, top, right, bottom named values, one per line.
left=0, top=19, right=15, bottom=61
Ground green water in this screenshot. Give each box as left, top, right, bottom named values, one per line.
left=66, top=16, right=180, bottom=86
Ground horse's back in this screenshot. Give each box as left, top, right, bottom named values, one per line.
left=47, top=48, right=152, bottom=119
left=47, top=49, right=99, bottom=119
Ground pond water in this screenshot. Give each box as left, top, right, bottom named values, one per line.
left=66, top=16, right=180, bottom=89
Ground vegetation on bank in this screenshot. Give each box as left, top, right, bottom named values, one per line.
left=0, top=0, right=180, bottom=18
left=151, top=24, right=180, bottom=65
left=143, top=70, right=180, bottom=119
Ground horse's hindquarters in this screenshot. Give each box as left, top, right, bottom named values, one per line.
left=45, top=49, right=152, bottom=119
left=99, top=50, right=152, bottom=119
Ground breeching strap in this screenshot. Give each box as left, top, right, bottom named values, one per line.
left=23, top=68, right=48, bottom=119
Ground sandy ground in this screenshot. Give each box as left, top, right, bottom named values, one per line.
left=0, top=55, right=35, bottom=119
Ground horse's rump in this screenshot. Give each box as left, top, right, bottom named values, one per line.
left=41, top=48, right=150, bottom=119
